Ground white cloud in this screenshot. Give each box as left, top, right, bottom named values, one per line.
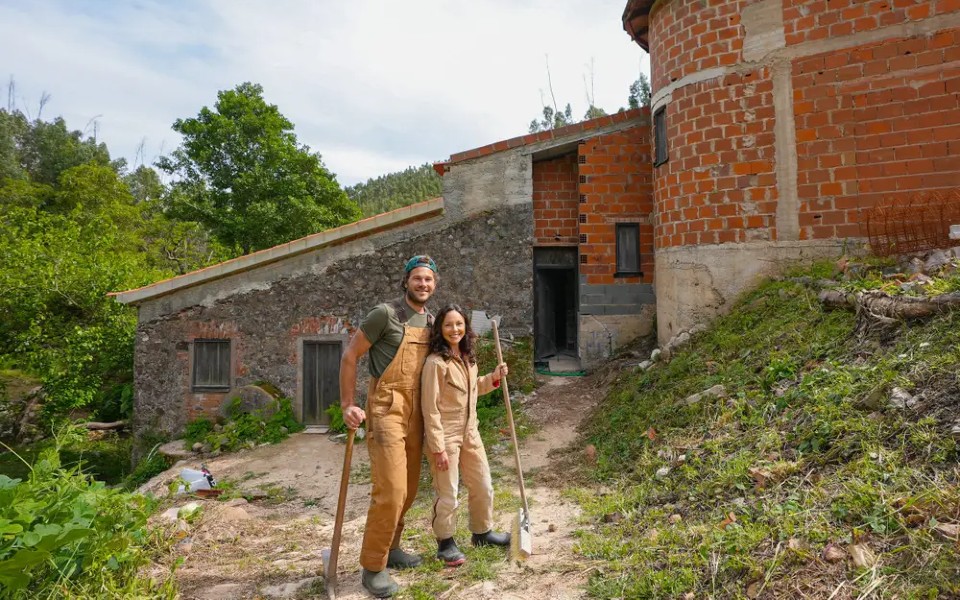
left=0, top=0, right=650, bottom=185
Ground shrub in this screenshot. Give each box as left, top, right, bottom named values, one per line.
left=183, top=397, right=304, bottom=453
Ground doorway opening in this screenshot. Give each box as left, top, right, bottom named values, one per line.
left=534, top=247, right=579, bottom=370
left=302, top=341, right=342, bottom=426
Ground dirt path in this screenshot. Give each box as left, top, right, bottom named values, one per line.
left=144, top=370, right=616, bottom=599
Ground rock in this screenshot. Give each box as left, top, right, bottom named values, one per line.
left=584, top=444, right=597, bottom=464
left=548, top=523, right=557, bottom=533
left=220, top=506, right=252, bottom=522
left=645, top=528, right=659, bottom=541
left=638, top=360, right=653, bottom=371
left=933, top=522, right=960, bottom=540
left=178, top=502, right=202, bottom=520
left=650, top=348, right=662, bottom=362
left=822, top=543, right=846, bottom=562
left=685, top=384, right=727, bottom=406
left=224, top=497, right=249, bottom=507
left=159, top=439, right=194, bottom=461
left=260, top=576, right=320, bottom=598
left=201, top=443, right=212, bottom=453
left=668, top=513, right=682, bottom=524
left=787, top=538, right=804, bottom=551
left=924, top=250, right=951, bottom=273
left=655, top=466, right=670, bottom=477
left=220, top=384, right=279, bottom=420
left=192, top=442, right=203, bottom=452
left=197, top=583, right=246, bottom=600
left=849, top=543, right=876, bottom=568
left=746, top=581, right=761, bottom=599
left=950, top=422, right=960, bottom=440
left=888, top=387, right=918, bottom=410
left=280, top=426, right=288, bottom=435
left=160, top=507, right=181, bottom=521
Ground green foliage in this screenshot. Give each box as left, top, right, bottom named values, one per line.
left=184, top=397, right=305, bottom=453
left=473, top=336, right=537, bottom=446
left=528, top=103, right=574, bottom=133
left=158, top=82, right=362, bottom=253
left=574, top=262, right=960, bottom=598
left=0, top=431, right=175, bottom=598
left=628, top=74, right=652, bottom=109
left=122, top=442, right=169, bottom=491
left=325, top=403, right=346, bottom=434
left=344, top=163, right=442, bottom=217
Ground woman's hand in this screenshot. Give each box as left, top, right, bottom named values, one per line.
left=433, top=450, right=450, bottom=471
left=494, top=362, right=509, bottom=380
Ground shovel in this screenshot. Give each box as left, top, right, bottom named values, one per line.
left=491, top=321, right=532, bottom=559
left=321, top=427, right=356, bottom=600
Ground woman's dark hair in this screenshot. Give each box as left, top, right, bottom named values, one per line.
left=429, top=304, right=476, bottom=364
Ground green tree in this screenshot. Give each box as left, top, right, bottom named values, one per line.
left=344, top=163, right=442, bottom=217
left=628, top=74, right=652, bottom=109
left=158, top=82, right=361, bottom=253
left=528, top=103, right=574, bottom=133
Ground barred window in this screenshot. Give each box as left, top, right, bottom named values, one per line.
left=654, top=106, right=668, bottom=167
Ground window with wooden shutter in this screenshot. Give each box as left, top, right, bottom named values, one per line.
left=615, top=223, right=642, bottom=276
left=192, top=340, right=231, bottom=391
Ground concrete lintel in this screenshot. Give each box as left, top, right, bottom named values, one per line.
left=111, top=198, right=445, bottom=305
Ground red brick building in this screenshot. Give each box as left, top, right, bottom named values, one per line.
left=623, top=0, right=960, bottom=342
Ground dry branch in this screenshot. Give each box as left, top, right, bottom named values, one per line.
left=84, top=420, right=127, bottom=431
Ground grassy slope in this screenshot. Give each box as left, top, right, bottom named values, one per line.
left=575, top=262, right=960, bottom=599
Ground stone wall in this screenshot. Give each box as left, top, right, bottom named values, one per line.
left=132, top=204, right=533, bottom=442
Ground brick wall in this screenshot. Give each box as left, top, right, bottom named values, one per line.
left=784, top=0, right=960, bottom=45
left=655, top=68, right=778, bottom=248
left=649, top=0, right=746, bottom=91
left=533, top=154, right=579, bottom=245
left=793, top=29, right=960, bottom=240
left=579, top=125, right=655, bottom=285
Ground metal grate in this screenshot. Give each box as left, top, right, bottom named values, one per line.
left=863, top=188, right=960, bottom=256
left=579, top=194, right=587, bottom=203
left=578, top=155, right=586, bottom=164
left=579, top=175, right=587, bottom=184
left=580, top=254, right=588, bottom=264
left=579, top=233, right=587, bottom=244
left=579, top=214, right=587, bottom=223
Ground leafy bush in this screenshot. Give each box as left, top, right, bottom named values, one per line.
left=325, top=404, right=346, bottom=434
left=0, top=432, right=175, bottom=598
left=183, top=417, right=214, bottom=445
left=122, top=442, right=170, bottom=491
left=183, top=397, right=304, bottom=453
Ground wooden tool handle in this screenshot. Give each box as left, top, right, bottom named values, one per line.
left=328, top=428, right=355, bottom=579
left=491, top=321, right=529, bottom=515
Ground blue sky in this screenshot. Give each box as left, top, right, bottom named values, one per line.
left=0, top=0, right=650, bottom=185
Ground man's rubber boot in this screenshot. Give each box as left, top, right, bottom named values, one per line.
left=436, top=537, right=466, bottom=567
left=386, top=547, right=422, bottom=570
left=361, top=568, right=399, bottom=598
left=471, top=530, right=511, bottom=547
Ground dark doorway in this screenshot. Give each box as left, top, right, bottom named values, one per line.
left=302, top=341, right=341, bottom=426
left=533, top=248, right=578, bottom=363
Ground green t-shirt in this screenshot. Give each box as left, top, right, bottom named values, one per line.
left=360, top=300, right=431, bottom=378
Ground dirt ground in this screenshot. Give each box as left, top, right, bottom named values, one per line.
left=143, top=366, right=622, bottom=599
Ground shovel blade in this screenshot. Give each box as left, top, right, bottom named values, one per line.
left=320, top=548, right=337, bottom=599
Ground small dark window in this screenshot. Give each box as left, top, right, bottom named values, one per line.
left=193, top=340, right=231, bottom=391
left=654, top=107, right=668, bottom=167
left=616, top=223, right=642, bottom=276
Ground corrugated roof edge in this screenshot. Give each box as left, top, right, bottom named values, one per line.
left=109, top=197, right=445, bottom=306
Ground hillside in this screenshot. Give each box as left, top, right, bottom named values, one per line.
left=573, top=258, right=960, bottom=598
left=345, top=163, right=442, bottom=217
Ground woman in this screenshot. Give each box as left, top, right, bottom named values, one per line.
left=420, top=304, right=511, bottom=566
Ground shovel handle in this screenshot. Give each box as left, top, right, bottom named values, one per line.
left=491, top=321, right=529, bottom=515
left=327, top=428, right=355, bottom=584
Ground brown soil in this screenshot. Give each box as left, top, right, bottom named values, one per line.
left=144, top=367, right=624, bottom=599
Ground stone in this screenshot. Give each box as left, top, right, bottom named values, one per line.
left=223, top=497, right=249, bottom=507
left=638, top=360, right=653, bottom=371
left=260, top=577, right=321, bottom=598
left=821, top=543, right=846, bottom=562
left=888, top=387, right=918, bottom=410
left=849, top=543, right=876, bottom=568
left=655, top=466, right=670, bottom=477
left=220, top=506, right=252, bottom=522
left=192, top=442, right=203, bottom=452
left=221, top=384, right=279, bottom=420
left=924, top=250, right=951, bottom=273
left=650, top=348, right=661, bottom=362
left=933, top=522, right=960, bottom=540
left=197, top=583, right=246, bottom=600
left=201, top=443, right=212, bottom=453
left=685, top=384, right=727, bottom=406
left=668, top=514, right=682, bottom=524
left=158, top=440, right=194, bottom=461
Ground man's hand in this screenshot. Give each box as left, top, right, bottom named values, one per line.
left=433, top=450, right=450, bottom=471
left=343, top=405, right=366, bottom=430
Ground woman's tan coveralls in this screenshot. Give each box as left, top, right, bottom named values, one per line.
left=420, top=353, right=499, bottom=540
left=360, top=324, right=430, bottom=572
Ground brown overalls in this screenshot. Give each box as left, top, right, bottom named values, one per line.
left=359, top=323, right=431, bottom=572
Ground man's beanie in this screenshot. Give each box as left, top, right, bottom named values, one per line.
left=404, top=255, right=438, bottom=274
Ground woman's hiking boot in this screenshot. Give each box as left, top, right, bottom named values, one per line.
left=386, top=547, right=422, bottom=570
left=436, top=537, right=466, bottom=566
left=361, top=569, right=399, bottom=598
left=471, top=530, right=511, bottom=547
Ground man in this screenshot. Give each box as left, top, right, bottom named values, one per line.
left=339, top=255, right=438, bottom=598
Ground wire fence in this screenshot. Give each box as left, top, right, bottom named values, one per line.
left=862, top=188, right=960, bottom=256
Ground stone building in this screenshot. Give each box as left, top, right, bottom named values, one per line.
left=622, top=0, right=960, bottom=343
left=113, top=111, right=654, bottom=440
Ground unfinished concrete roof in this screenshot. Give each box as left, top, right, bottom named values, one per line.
left=110, top=197, right=444, bottom=306
left=433, top=107, right=648, bottom=175
left=622, top=0, right=655, bottom=51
